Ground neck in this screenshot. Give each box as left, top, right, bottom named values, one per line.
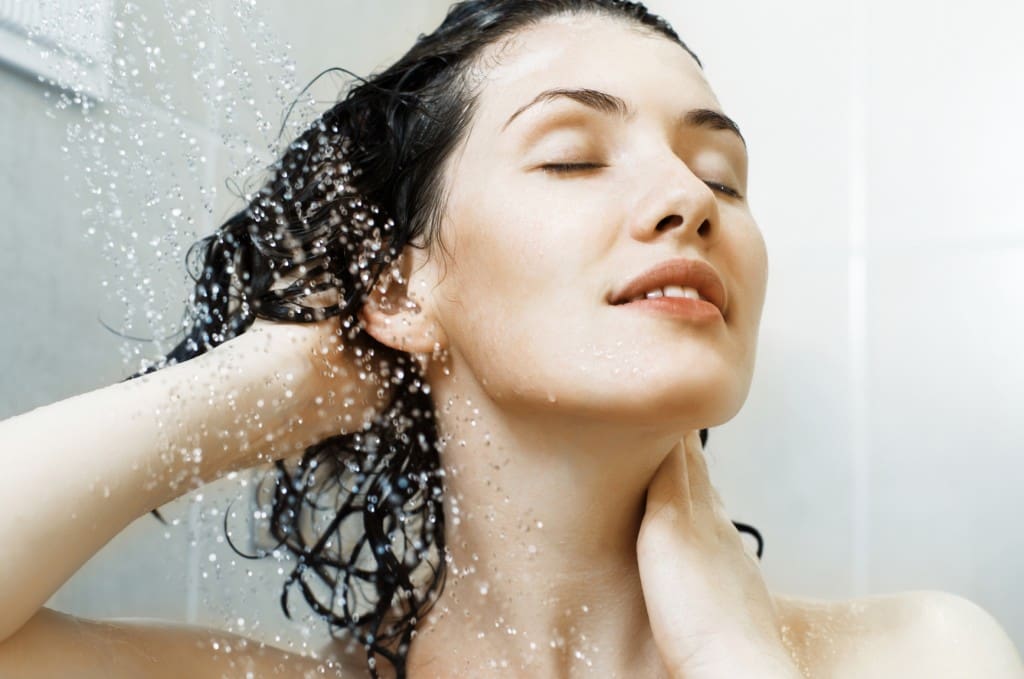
left=406, top=370, right=682, bottom=678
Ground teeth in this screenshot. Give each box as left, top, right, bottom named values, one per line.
left=663, top=285, right=700, bottom=300
left=630, top=286, right=703, bottom=303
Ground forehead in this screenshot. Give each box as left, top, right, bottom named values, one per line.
left=468, top=13, right=719, bottom=130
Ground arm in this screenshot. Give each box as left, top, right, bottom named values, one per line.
left=0, top=319, right=383, bottom=645
left=0, top=608, right=360, bottom=678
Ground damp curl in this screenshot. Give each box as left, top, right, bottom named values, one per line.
left=128, top=1, right=761, bottom=677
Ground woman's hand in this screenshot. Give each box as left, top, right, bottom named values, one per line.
left=0, top=299, right=393, bottom=643
left=201, top=315, right=392, bottom=472
left=637, top=430, right=804, bottom=679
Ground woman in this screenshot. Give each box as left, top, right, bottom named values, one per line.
left=0, top=0, right=1019, bottom=677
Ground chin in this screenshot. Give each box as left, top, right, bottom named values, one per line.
left=552, top=368, right=751, bottom=431
left=633, top=356, right=750, bottom=416
left=454, top=345, right=754, bottom=429
left=632, top=384, right=745, bottom=430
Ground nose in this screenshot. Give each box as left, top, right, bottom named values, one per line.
left=627, top=153, right=719, bottom=245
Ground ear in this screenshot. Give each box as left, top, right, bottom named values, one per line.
left=358, top=246, right=448, bottom=356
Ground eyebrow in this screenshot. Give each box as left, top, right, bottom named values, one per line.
left=501, top=87, right=746, bottom=146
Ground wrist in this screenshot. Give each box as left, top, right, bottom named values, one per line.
left=162, top=331, right=315, bottom=479
left=664, top=641, right=805, bottom=679
left=711, top=651, right=804, bottom=679
left=726, top=652, right=804, bottom=679
left=184, top=322, right=385, bottom=474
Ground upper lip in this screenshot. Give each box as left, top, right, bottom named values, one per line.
left=608, top=257, right=728, bottom=315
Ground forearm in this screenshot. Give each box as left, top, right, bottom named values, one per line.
left=0, top=337, right=312, bottom=643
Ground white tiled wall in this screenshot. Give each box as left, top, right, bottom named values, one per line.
left=649, top=0, right=1024, bottom=647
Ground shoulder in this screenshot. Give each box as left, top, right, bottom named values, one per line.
left=774, top=590, right=1023, bottom=679
left=0, top=608, right=354, bottom=679
left=888, top=590, right=1022, bottom=678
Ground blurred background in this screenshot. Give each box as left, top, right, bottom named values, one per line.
left=1, top=0, right=1021, bottom=656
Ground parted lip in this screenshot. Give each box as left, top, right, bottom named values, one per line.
left=608, top=257, right=728, bottom=315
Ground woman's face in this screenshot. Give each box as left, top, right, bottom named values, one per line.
left=423, top=14, right=768, bottom=430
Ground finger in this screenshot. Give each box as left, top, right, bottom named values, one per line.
left=645, top=439, right=692, bottom=520
left=682, top=429, right=713, bottom=507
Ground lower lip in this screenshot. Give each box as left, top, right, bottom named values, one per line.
left=615, top=297, right=722, bottom=321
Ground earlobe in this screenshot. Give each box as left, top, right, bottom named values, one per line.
left=358, top=250, right=448, bottom=355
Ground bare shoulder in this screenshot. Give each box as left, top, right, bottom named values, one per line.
left=773, top=590, right=1023, bottom=679
left=0, top=607, right=359, bottom=678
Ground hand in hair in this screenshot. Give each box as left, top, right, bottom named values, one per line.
left=0, top=295, right=388, bottom=645
left=637, top=430, right=804, bottom=679
left=207, top=311, right=392, bottom=472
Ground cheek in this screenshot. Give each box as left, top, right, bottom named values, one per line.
left=749, top=228, right=769, bottom=317
left=432, top=190, right=604, bottom=397
left=724, top=214, right=768, bottom=318
left=435, top=196, right=558, bottom=342
left=440, top=172, right=603, bottom=308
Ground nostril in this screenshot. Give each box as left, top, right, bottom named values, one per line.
left=697, top=218, right=711, bottom=237
left=655, top=214, right=683, bottom=231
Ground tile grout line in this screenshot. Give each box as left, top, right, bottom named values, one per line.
left=847, top=0, right=869, bottom=598
left=184, top=0, right=227, bottom=628
left=186, top=495, right=202, bottom=623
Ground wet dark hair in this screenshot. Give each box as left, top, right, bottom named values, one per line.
left=134, top=1, right=760, bottom=676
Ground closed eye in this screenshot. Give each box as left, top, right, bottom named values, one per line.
left=704, top=181, right=744, bottom=200
left=540, top=162, right=606, bottom=174
left=541, top=164, right=744, bottom=200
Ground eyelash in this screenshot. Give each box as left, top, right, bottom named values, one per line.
left=540, top=163, right=744, bottom=200
left=541, top=162, right=605, bottom=174
left=704, top=181, right=744, bottom=200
